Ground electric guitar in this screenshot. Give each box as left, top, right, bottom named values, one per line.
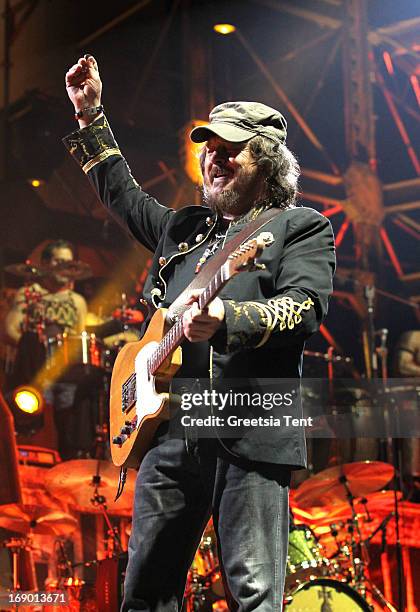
left=109, top=233, right=274, bottom=468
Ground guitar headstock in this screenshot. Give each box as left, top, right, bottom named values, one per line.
left=223, top=231, right=274, bottom=279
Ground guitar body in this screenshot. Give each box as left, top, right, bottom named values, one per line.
left=109, top=233, right=273, bottom=470
left=109, top=308, right=182, bottom=468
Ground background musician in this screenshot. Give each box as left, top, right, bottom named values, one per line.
left=5, top=239, right=87, bottom=347
left=5, top=239, right=91, bottom=459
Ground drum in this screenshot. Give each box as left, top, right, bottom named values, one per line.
left=57, top=332, right=103, bottom=368
left=44, top=332, right=105, bottom=382
left=284, top=578, right=372, bottom=611
left=286, top=526, right=328, bottom=590
left=102, top=329, right=141, bottom=372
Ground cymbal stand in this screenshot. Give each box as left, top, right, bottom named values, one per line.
left=90, top=462, right=123, bottom=555
left=359, top=511, right=398, bottom=611
left=339, top=476, right=369, bottom=597
left=363, top=285, right=405, bottom=609
left=376, top=331, right=405, bottom=611
left=55, top=539, right=74, bottom=580
left=93, top=374, right=110, bottom=460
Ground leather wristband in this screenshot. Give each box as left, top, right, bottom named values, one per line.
left=75, top=105, right=104, bottom=120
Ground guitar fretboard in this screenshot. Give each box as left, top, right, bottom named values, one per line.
left=147, top=267, right=226, bottom=376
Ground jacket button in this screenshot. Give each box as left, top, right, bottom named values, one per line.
left=205, top=217, right=214, bottom=227
left=178, top=242, right=188, bottom=252
left=158, top=257, right=166, bottom=266
left=195, top=234, right=204, bottom=243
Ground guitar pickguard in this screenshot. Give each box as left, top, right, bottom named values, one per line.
left=134, top=341, right=164, bottom=425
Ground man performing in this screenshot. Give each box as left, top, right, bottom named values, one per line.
left=5, top=239, right=89, bottom=457
left=64, top=55, right=335, bottom=611
left=5, top=239, right=87, bottom=346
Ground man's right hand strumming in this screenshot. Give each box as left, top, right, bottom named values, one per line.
left=65, top=55, right=103, bottom=128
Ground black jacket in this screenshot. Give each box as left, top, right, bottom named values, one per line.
left=63, top=116, right=336, bottom=468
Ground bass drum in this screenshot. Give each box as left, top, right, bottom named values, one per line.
left=284, top=578, right=371, bottom=611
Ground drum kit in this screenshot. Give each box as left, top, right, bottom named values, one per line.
left=180, top=460, right=404, bottom=611
left=0, top=459, right=136, bottom=608
left=286, top=460, right=403, bottom=611
left=5, top=459, right=402, bottom=610
left=2, top=260, right=418, bottom=611
left=5, top=258, right=144, bottom=383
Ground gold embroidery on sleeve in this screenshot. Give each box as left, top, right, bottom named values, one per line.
left=245, top=297, right=314, bottom=348
left=82, top=147, right=122, bottom=173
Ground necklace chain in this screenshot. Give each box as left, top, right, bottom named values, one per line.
left=194, top=203, right=272, bottom=274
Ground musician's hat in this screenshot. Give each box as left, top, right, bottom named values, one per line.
left=190, top=101, right=287, bottom=145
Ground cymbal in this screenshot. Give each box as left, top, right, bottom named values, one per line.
left=85, top=312, right=106, bottom=327
left=0, top=503, right=78, bottom=536
left=49, top=260, right=93, bottom=280
left=5, top=260, right=93, bottom=281
left=294, top=461, right=394, bottom=508
left=291, top=502, right=355, bottom=527
left=44, top=459, right=136, bottom=515
left=5, top=262, right=42, bottom=278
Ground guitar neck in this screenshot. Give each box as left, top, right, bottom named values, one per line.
left=149, top=266, right=227, bottom=375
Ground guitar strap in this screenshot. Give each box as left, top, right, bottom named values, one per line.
left=168, top=206, right=283, bottom=319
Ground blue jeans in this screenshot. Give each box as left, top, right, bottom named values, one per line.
left=122, top=436, right=290, bottom=611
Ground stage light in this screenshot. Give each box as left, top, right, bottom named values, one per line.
left=213, top=23, right=236, bottom=35
left=179, top=120, right=208, bottom=184
left=13, top=386, right=43, bottom=415
left=28, top=178, right=45, bottom=188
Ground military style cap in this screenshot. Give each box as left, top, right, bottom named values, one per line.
left=190, top=101, right=287, bottom=145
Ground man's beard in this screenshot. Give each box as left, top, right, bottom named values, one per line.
left=202, top=169, right=263, bottom=217
left=202, top=186, right=241, bottom=216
